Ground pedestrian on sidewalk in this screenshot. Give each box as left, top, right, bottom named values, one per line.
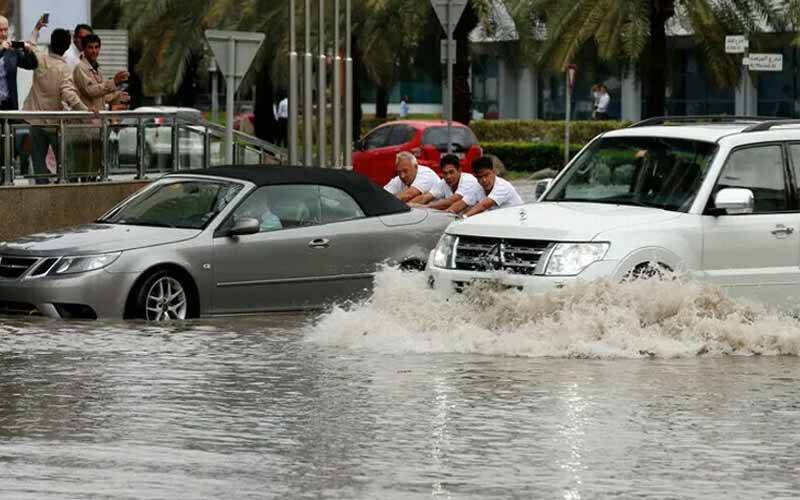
left=399, top=95, right=410, bottom=118
left=274, top=92, right=288, bottom=146
left=73, top=33, right=129, bottom=181
left=23, top=28, right=91, bottom=184
left=594, top=84, right=611, bottom=120
left=65, top=24, right=92, bottom=70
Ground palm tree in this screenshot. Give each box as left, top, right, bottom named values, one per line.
left=511, top=0, right=784, bottom=118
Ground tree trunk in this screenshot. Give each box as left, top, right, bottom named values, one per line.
left=452, top=4, right=478, bottom=125
left=643, top=0, right=675, bottom=118
left=375, top=85, right=389, bottom=118
left=254, top=68, right=278, bottom=143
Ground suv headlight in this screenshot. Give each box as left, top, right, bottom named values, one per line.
left=545, top=243, right=609, bottom=276
left=49, top=252, right=121, bottom=275
left=432, top=234, right=457, bottom=269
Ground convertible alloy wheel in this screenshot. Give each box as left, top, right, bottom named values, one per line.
left=144, top=276, right=188, bottom=321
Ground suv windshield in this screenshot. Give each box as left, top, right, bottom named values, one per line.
left=545, top=136, right=718, bottom=212
left=100, top=180, right=243, bottom=229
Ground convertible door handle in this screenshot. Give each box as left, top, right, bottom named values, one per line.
left=771, top=225, right=795, bottom=238
left=308, top=238, right=330, bottom=249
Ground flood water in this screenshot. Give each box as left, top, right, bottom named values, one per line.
left=2, top=269, right=800, bottom=499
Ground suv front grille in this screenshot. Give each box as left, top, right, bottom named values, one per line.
left=454, top=236, right=551, bottom=275
left=0, top=256, right=38, bottom=279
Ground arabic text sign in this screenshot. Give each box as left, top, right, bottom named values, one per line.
left=745, top=53, right=783, bottom=72
left=725, top=35, right=748, bottom=54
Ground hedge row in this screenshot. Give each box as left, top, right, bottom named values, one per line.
left=482, top=142, right=584, bottom=173
left=359, top=116, right=629, bottom=144
left=470, top=119, right=629, bottom=144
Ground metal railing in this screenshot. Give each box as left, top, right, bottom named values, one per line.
left=0, top=109, right=287, bottom=186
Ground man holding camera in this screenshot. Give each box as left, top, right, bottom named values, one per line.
left=0, top=15, right=37, bottom=111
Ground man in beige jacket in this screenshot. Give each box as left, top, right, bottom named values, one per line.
left=73, top=33, right=129, bottom=111
left=23, top=29, right=90, bottom=184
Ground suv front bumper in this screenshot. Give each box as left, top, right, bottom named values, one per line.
left=425, top=257, right=620, bottom=293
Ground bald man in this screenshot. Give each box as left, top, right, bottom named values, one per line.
left=0, top=15, right=38, bottom=110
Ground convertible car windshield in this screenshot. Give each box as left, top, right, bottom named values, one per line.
left=100, top=179, right=243, bottom=229
left=545, top=136, right=718, bottom=212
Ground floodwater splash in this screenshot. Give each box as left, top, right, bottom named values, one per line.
left=307, top=267, right=800, bottom=358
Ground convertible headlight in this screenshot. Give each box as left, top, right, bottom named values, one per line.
left=432, top=234, right=457, bottom=269
left=545, top=243, right=609, bottom=276
left=49, top=252, right=121, bottom=275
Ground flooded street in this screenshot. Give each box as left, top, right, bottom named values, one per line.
left=2, top=271, right=800, bottom=498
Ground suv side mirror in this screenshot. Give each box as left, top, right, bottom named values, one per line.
left=228, top=217, right=260, bottom=237
left=713, top=188, right=754, bottom=215
left=534, top=178, right=553, bottom=200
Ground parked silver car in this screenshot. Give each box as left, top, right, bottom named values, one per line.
left=0, top=167, right=454, bottom=320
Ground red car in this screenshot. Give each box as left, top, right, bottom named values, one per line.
left=353, top=120, right=482, bottom=187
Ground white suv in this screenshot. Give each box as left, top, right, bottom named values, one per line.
left=426, top=117, right=800, bottom=305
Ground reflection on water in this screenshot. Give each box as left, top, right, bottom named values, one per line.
left=2, top=274, right=800, bottom=498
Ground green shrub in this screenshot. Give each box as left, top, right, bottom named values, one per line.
left=482, top=142, right=584, bottom=173
left=471, top=119, right=629, bottom=144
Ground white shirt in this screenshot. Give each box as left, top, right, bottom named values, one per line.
left=487, top=177, right=523, bottom=210
left=384, top=165, right=439, bottom=196
left=64, top=44, right=82, bottom=70
left=430, top=172, right=485, bottom=206
left=277, top=98, right=288, bottom=119
left=597, top=92, right=610, bottom=113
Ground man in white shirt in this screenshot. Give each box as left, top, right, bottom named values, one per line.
left=411, top=154, right=484, bottom=213
left=64, top=24, right=92, bottom=70
left=594, top=84, right=610, bottom=120
left=275, top=95, right=288, bottom=146
left=464, top=156, right=524, bottom=218
left=384, top=151, right=439, bottom=202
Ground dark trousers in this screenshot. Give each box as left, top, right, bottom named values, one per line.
left=277, top=118, right=288, bottom=146
left=31, top=126, right=58, bottom=185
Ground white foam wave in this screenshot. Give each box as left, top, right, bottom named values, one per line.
left=307, top=267, right=800, bottom=358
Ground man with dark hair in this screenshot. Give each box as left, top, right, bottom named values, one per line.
left=463, top=156, right=523, bottom=218
left=410, top=154, right=484, bottom=213
left=24, top=28, right=90, bottom=184
left=65, top=23, right=93, bottom=69
left=74, top=33, right=129, bottom=111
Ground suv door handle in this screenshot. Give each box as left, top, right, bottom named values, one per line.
left=771, top=225, right=795, bottom=238
left=308, top=238, right=330, bottom=249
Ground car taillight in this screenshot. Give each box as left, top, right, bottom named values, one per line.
left=154, top=117, right=164, bottom=126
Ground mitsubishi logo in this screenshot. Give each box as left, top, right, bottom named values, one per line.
left=519, top=208, right=528, bottom=221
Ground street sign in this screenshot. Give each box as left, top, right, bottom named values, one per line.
left=205, top=30, right=265, bottom=93
left=440, top=39, right=456, bottom=64
left=205, top=30, right=265, bottom=164
left=431, top=0, right=467, bottom=36
left=725, top=35, right=748, bottom=54
left=745, top=53, right=783, bottom=71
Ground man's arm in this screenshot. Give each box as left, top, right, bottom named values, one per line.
left=463, top=198, right=496, bottom=218
left=397, top=186, right=422, bottom=202
left=409, top=192, right=435, bottom=205
left=59, top=73, right=89, bottom=111
left=428, top=193, right=462, bottom=210
left=446, top=199, right=469, bottom=214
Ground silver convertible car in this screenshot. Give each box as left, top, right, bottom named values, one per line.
left=0, top=166, right=454, bottom=320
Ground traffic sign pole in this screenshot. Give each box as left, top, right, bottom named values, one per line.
left=446, top=1, right=453, bottom=154
left=206, top=30, right=265, bottom=164
left=226, top=38, right=236, bottom=163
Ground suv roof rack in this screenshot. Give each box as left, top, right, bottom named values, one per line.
left=629, top=115, right=775, bottom=128
left=741, top=120, right=800, bottom=133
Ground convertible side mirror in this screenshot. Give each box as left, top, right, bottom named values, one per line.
left=228, top=217, right=260, bottom=237
left=712, top=188, right=754, bottom=215
left=355, top=139, right=365, bottom=151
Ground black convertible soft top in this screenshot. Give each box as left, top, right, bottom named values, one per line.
left=181, top=165, right=410, bottom=217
